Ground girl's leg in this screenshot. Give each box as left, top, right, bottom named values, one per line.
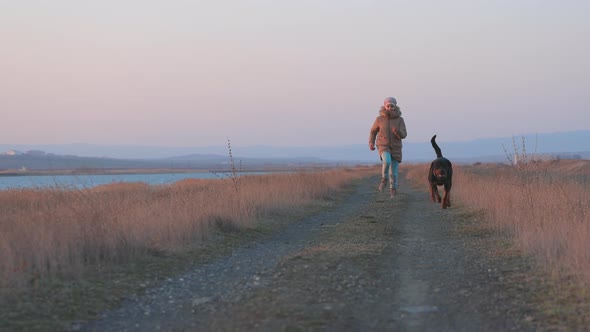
left=379, top=152, right=392, bottom=191
left=391, top=159, right=400, bottom=189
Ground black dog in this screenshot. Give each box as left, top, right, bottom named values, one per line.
left=429, top=135, right=453, bottom=209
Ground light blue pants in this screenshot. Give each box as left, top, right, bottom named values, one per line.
left=381, top=151, right=399, bottom=189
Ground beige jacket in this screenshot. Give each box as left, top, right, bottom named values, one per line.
left=369, top=106, right=407, bottom=162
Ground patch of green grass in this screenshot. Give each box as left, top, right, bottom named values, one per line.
left=534, top=275, right=590, bottom=328
left=359, top=215, right=377, bottom=223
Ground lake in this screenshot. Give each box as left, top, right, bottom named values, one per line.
left=0, top=172, right=266, bottom=190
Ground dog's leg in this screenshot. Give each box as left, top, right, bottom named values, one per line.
left=429, top=182, right=436, bottom=202
left=442, top=182, right=452, bottom=208
left=431, top=183, right=441, bottom=203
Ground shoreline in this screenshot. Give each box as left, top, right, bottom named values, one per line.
left=0, top=165, right=338, bottom=177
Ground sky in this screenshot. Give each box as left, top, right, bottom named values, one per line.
left=1, top=0, right=589, bottom=148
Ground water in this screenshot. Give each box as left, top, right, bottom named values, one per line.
left=0, top=172, right=265, bottom=190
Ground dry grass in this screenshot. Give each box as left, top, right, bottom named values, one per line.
left=0, top=167, right=375, bottom=291
left=404, top=159, right=590, bottom=283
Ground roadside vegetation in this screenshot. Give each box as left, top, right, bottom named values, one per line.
left=405, top=154, right=590, bottom=319
left=4, top=151, right=590, bottom=330
left=6, top=158, right=590, bottom=291
left=0, top=167, right=374, bottom=291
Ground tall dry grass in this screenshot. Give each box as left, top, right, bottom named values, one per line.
left=0, top=167, right=374, bottom=289
left=405, top=159, right=590, bottom=282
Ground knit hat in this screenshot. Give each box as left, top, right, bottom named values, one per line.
left=384, top=97, right=397, bottom=106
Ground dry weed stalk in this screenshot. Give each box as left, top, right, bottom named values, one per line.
left=207, top=138, right=242, bottom=193
left=226, top=137, right=242, bottom=193
left=503, top=136, right=539, bottom=220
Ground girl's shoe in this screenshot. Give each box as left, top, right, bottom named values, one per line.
left=390, top=188, right=396, bottom=198
left=378, top=178, right=387, bottom=191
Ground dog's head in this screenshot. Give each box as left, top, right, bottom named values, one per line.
left=431, top=158, right=451, bottom=181
left=433, top=167, right=448, bottom=180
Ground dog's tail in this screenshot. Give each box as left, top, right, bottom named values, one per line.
left=431, top=135, right=443, bottom=158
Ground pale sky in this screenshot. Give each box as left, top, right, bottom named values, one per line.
left=2, top=0, right=589, bottom=147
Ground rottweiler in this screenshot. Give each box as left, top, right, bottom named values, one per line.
left=429, top=135, right=453, bottom=209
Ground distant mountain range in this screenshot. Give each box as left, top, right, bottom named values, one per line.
left=1, top=130, right=589, bottom=171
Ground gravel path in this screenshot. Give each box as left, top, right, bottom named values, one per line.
left=79, top=174, right=544, bottom=331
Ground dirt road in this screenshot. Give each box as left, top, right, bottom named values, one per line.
left=79, top=174, right=545, bottom=331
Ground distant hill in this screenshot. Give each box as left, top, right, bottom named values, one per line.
left=225, top=130, right=590, bottom=162
left=0, top=153, right=334, bottom=171
left=1, top=130, right=589, bottom=167
left=0, top=154, right=168, bottom=171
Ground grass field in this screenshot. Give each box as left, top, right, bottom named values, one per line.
left=0, top=167, right=375, bottom=290
left=3, top=160, right=590, bottom=291
left=2, top=160, right=590, bottom=330
left=405, top=158, right=590, bottom=284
